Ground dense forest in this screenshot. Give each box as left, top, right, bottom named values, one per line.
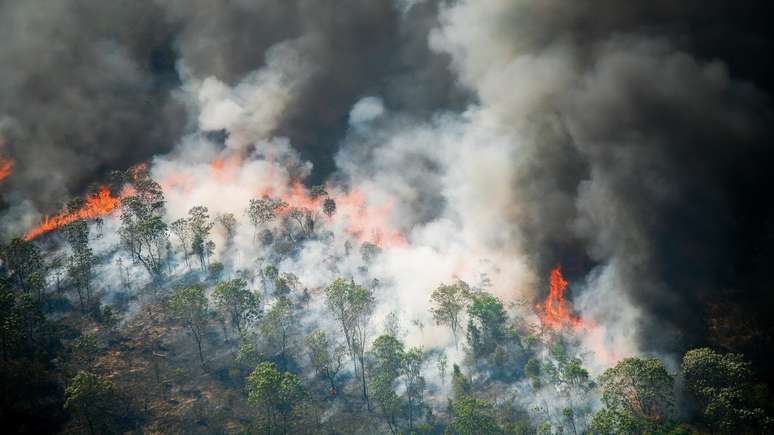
left=1, top=164, right=772, bottom=433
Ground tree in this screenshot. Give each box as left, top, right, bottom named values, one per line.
left=0, top=238, right=44, bottom=294
left=370, top=334, right=405, bottom=434
left=169, top=285, right=210, bottom=369
left=64, top=371, right=121, bottom=435
left=324, top=278, right=375, bottom=408
left=188, top=206, right=214, bottom=271
left=305, top=330, right=345, bottom=395
left=246, top=362, right=305, bottom=435
left=323, top=198, right=337, bottom=218
left=216, top=212, right=238, bottom=242
left=286, top=207, right=313, bottom=238
left=403, top=347, right=426, bottom=431
left=0, top=286, right=22, bottom=361
left=466, top=292, right=508, bottom=358
left=260, top=297, right=296, bottom=370
left=448, top=396, right=503, bottom=435
left=682, top=348, right=771, bottom=432
left=63, top=219, right=94, bottom=311
left=451, top=364, right=472, bottom=400
left=212, top=278, right=261, bottom=338
left=430, top=281, right=471, bottom=349
left=260, top=265, right=279, bottom=296
left=592, top=357, right=675, bottom=433
left=246, top=197, right=287, bottom=237
left=169, top=218, right=192, bottom=269
left=119, top=169, right=169, bottom=278
left=437, top=352, right=449, bottom=385
left=310, top=185, right=328, bottom=200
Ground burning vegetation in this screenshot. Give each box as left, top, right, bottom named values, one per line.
left=539, top=266, right=585, bottom=333
left=23, top=186, right=122, bottom=241
left=0, top=158, right=13, bottom=183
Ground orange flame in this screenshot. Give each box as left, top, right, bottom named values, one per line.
left=0, top=158, right=13, bottom=183
left=257, top=179, right=406, bottom=248
left=23, top=186, right=122, bottom=240
left=539, top=266, right=584, bottom=332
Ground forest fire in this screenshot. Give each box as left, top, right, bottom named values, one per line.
left=23, top=186, right=122, bottom=240
left=539, top=266, right=584, bottom=332
left=0, top=158, right=13, bottom=183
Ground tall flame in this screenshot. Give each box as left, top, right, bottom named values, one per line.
left=23, top=186, right=122, bottom=241
left=0, top=158, right=13, bottom=183
left=539, top=266, right=584, bottom=332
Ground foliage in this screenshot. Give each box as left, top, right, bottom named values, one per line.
left=188, top=206, right=214, bottom=271
left=119, top=169, right=169, bottom=278
left=430, top=281, right=471, bottom=349
left=682, top=347, right=771, bottom=432
left=323, top=197, right=337, bottom=218
left=247, top=197, right=287, bottom=235
left=370, top=334, right=405, bottom=434
left=466, top=292, right=508, bottom=359
left=169, top=285, right=210, bottom=368
left=305, top=330, right=345, bottom=394
left=260, top=296, right=296, bottom=369
left=212, top=278, right=261, bottom=336
left=0, top=238, right=43, bottom=294
left=592, top=357, right=675, bottom=433
left=447, top=396, right=502, bottom=435
left=324, top=277, right=375, bottom=407
left=246, top=362, right=305, bottom=434
left=64, top=371, right=121, bottom=435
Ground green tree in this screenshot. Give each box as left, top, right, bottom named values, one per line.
left=119, top=169, right=169, bottom=278
left=682, top=348, right=771, bottom=432
left=247, top=197, right=287, bottom=238
left=0, top=286, right=22, bottom=361
left=169, top=285, right=210, bottom=369
left=188, top=206, right=214, bottom=271
left=0, top=238, right=44, bottom=294
left=430, top=281, right=471, bottom=349
left=466, top=292, right=508, bottom=358
left=451, top=364, right=472, bottom=401
left=370, top=334, right=405, bottom=434
left=216, top=212, right=238, bottom=243
left=246, top=362, right=305, bottom=435
left=64, top=371, right=121, bottom=435
left=305, top=330, right=345, bottom=395
left=592, top=357, right=675, bottom=433
left=324, top=277, right=375, bottom=408
left=169, top=218, right=192, bottom=269
left=403, top=347, right=426, bottom=431
left=63, top=219, right=94, bottom=311
left=260, top=297, right=296, bottom=370
left=212, top=278, right=261, bottom=337
left=447, top=396, right=503, bottom=435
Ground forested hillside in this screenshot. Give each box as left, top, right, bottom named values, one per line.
left=1, top=164, right=772, bottom=433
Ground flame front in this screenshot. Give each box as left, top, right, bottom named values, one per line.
left=540, top=266, right=584, bottom=332
left=0, top=159, right=13, bottom=183
left=23, top=186, right=122, bottom=241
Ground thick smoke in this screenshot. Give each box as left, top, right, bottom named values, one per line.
left=0, top=0, right=184, bottom=210
left=430, top=0, right=773, bottom=358
left=4, top=0, right=774, bottom=381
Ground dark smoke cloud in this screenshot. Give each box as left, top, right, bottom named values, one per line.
left=432, top=0, right=774, bottom=356
left=0, top=0, right=185, bottom=208
left=0, top=0, right=465, bottom=214
left=161, top=0, right=467, bottom=183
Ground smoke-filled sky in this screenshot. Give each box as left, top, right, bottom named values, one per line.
left=2, top=0, right=774, bottom=369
